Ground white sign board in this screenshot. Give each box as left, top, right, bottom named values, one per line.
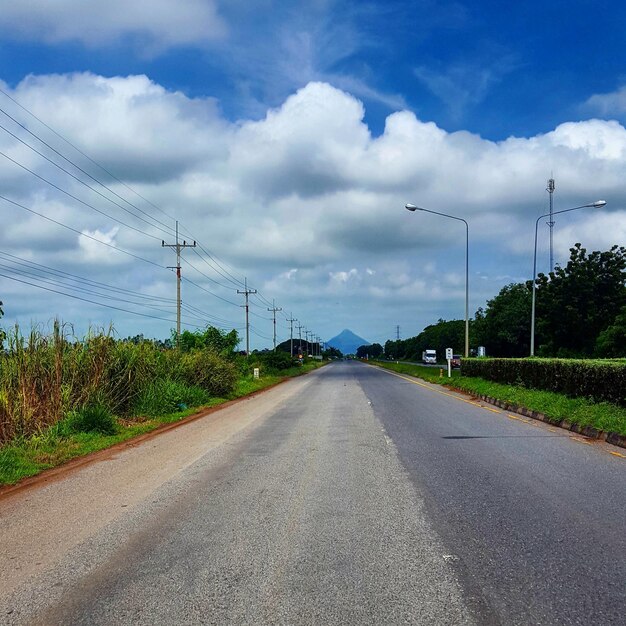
left=445, top=348, right=453, bottom=360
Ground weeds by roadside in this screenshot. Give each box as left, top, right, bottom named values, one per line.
left=0, top=357, right=324, bottom=486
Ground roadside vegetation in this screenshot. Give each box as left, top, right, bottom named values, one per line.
left=0, top=322, right=325, bottom=486
left=381, top=244, right=626, bottom=360
left=372, top=361, right=626, bottom=436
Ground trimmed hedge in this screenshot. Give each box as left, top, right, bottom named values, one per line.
left=461, top=358, right=626, bottom=406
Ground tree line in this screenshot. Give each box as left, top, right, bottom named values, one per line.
left=382, top=244, right=626, bottom=360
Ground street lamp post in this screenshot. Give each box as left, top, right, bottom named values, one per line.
left=530, top=200, right=606, bottom=356
left=405, top=204, right=470, bottom=358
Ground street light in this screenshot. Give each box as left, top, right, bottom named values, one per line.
left=405, top=203, right=470, bottom=358
left=530, top=200, right=606, bottom=356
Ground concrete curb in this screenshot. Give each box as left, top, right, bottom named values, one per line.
left=472, top=393, right=626, bottom=450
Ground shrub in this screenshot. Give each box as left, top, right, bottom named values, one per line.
left=134, top=379, right=209, bottom=416
left=64, top=404, right=118, bottom=435
left=252, top=351, right=295, bottom=372
left=178, top=350, right=238, bottom=396
left=462, top=358, right=626, bottom=406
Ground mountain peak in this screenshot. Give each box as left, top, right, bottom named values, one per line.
left=327, top=329, right=371, bottom=355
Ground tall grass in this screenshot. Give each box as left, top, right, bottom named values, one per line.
left=0, top=322, right=238, bottom=446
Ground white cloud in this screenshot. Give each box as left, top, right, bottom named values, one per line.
left=1, top=73, right=626, bottom=345
left=585, top=86, right=626, bottom=118
left=78, top=227, right=121, bottom=263
left=0, top=1, right=226, bottom=50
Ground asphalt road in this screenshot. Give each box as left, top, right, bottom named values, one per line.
left=1, top=361, right=624, bottom=625
left=359, top=362, right=626, bottom=625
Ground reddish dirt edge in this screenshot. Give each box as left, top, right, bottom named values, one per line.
left=0, top=377, right=294, bottom=502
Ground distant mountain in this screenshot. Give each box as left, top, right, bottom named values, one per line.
left=327, top=329, right=370, bottom=355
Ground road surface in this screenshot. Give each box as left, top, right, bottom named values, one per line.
left=0, top=361, right=623, bottom=625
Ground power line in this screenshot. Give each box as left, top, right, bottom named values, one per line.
left=0, top=194, right=164, bottom=269
left=0, top=85, right=178, bottom=226
left=0, top=149, right=163, bottom=241
left=0, top=250, right=173, bottom=304
left=0, top=117, right=176, bottom=238
left=0, top=88, right=296, bottom=335
left=0, top=272, right=206, bottom=328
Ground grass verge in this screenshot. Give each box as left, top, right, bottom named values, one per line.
left=0, top=361, right=325, bottom=486
left=372, top=361, right=626, bottom=437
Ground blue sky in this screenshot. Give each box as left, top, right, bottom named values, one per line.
left=0, top=1, right=624, bottom=349
left=3, top=0, right=624, bottom=139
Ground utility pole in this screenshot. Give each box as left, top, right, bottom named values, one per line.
left=162, top=220, right=196, bottom=347
left=304, top=330, right=310, bottom=355
left=287, top=313, right=297, bottom=357
left=237, top=278, right=257, bottom=356
left=296, top=322, right=303, bottom=356
left=267, top=299, right=283, bottom=350
left=396, top=325, right=400, bottom=341
left=547, top=177, right=556, bottom=271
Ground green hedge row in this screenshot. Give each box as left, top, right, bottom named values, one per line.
left=461, top=358, right=626, bottom=406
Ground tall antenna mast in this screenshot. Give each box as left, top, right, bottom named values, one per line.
left=547, top=176, right=556, bottom=271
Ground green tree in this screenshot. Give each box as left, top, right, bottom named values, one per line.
left=476, top=283, right=532, bottom=357
left=177, top=326, right=240, bottom=355
left=322, top=346, right=343, bottom=359
left=595, top=307, right=626, bottom=357
left=535, top=244, right=626, bottom=356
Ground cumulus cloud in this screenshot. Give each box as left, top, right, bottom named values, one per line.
left=1, top=72, right=625, bottom=344
left=0, top=0, right=226, bottom=50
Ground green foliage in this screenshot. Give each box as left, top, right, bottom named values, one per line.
left=63, top=404, right=118, bottom=435
left=177, top=326, right=239, bottom=355
left=384, top=319, right=465, bottom=362
left=178, top=350, right=238, bottom=396
left=251, top=350, right=296, bottom=372
left=472, top=283, right=532, bottom=357
left=0, top=299, right=4, bottom=348
left=356, top=343, right=382, bottom=358
left=322, top=346, right=343, bottom=359
left=534, top=244, right=626, bottom=357
left=133, top=379, right=210, bottom=416
left=461, top=357, right=626, bottom=406
left=0, top=322, right=240, bottom=445
left=373, top=361, right=626, bottom=436
left=595, top=307, right=626, bottom=357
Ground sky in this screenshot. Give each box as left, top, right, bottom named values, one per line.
left=0, top=0, right=625, bottom=350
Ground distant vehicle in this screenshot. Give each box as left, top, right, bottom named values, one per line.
left=422, top=349, right=437, bottom=365
left=451, top=354, right=461, bottom=369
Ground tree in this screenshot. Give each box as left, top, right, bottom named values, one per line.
left=595, top=307, right=626, bottom=357
left=322, top=346, right=343, bottom=359
left=177, top=326, right=240, bottom=355
left=535, top=244, right=626, bottom=356
left=475, top=283, right=532, bottom=357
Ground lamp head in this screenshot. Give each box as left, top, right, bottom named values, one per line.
left=405, top=203, right=418, bottom=211
left=592, top=200, right=607, bottom=208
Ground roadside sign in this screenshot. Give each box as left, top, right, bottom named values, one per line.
left=445, top=348, right=453, bottom=360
